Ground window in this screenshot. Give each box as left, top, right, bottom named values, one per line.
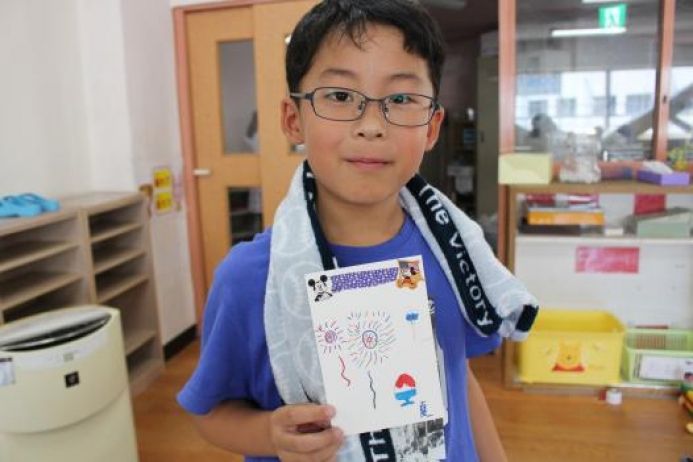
left=626, top=94, right=652, bottom=115
left=593, top=96, right=616, bottom=116
left=557, top=98, right=576, bottom=117
left=514, top=1, right=659, bottom=159
left=668, top=1, right=693, bottom=156
left=528, top=100, right=548, bottom=117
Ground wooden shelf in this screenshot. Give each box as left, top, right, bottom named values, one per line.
left=0, top=210, right=76, bottom=236
left=509, top=180, right=693, bottom=195
left=0, top=241, right=79, bottom=273
left=125, top=329, right=157, bottom=355
left=0, top=272, right=82, bottom=312
left=97, top=273, right=148, bottom=304
left=93, top=247, right=145, bottom=274
left=516, top=234, right=693, bottom=246
left=1, top=193, right=163, bottom=393
left=502, top=183, right=693, bottom=395
left=230, top=208, right=261, bottom=217
left=90, top=222, right=141, bottom=244
left=232, top=230, right=256, bottom=240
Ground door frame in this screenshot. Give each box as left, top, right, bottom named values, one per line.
left=173, top=0, right=295, bottom=328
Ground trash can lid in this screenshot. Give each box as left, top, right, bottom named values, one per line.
left=0, top=305, right=112, bottom=350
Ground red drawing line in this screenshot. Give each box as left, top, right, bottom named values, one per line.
left=339, top=356, right=351, bottom=387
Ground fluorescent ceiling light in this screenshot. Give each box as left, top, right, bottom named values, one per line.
left=551, top=27, right=626, bottom=37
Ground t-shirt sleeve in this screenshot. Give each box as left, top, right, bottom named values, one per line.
left=176, top=249, right=257, bottom=415
left=464, top=323, right=502, bottom=358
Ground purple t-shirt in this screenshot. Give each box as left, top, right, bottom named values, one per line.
left=178, top=215, right=501, bottom=461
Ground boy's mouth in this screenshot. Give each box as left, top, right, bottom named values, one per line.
left=346, top=157, right=391, bottom=170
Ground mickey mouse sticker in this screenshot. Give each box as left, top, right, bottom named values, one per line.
left=307, top=274, right=333, bottom=302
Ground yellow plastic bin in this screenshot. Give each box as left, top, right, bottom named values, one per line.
left=518, top=309, right=625, bottom=385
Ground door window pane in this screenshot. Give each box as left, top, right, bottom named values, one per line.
left=515, top=1, right=660, bottom=161
left=228, top=188, right=263, bottom=246
left=668, top=1, right=693, bottom=161
left=219, top=41, right=259, bottom=154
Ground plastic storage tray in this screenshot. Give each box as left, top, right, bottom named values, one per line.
left=621, top=328, right=693, bottom=385
left=518, top=309, right=624, bottom=385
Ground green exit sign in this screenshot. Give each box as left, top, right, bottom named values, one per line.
left=599, top=4, right=628, bottom=29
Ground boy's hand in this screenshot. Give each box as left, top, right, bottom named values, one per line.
left=269, top=404, right=344, bottom=462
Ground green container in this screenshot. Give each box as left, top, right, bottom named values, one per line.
left=622, top=328, right=693, bottom=385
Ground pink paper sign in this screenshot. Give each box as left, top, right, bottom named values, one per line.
left=575, top=247, right=640, bottom=274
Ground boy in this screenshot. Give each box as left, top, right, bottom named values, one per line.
left=179, top=1, right=536, bottom=460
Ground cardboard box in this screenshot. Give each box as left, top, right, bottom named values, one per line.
left=499, top=153, right=552, bottom=184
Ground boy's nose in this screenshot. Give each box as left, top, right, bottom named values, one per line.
left=354, top=100, right=386, bottom=139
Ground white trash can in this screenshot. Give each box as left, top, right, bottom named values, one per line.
left=0, top=305, right=139, bottom=462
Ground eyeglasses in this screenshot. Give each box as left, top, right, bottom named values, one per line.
left=290, top=87, right=440, bottom=127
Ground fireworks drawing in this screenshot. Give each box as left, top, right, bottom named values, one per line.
left=316, top=320, right=352, bottom=387
left=346, top=310, right=396, bottom=369
left=315, top=320, right=344, bottom=355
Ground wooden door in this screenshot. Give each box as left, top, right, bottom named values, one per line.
left=185, top=1, right=315, bottom=290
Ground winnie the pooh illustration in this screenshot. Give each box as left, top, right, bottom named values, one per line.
left=552, top=342, right=585, bottom=372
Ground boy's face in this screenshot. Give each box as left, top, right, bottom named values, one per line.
left=282, top=24, right=444, bottom=210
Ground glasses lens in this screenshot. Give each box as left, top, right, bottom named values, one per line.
left=312, top=88, right=363, bottom=121
left=384, top=94, right=435, bottom=126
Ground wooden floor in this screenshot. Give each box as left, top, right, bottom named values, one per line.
left=133, top=340, right=693, bottom=461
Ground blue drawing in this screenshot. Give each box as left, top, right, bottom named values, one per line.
left=406, top=310, right=420, bottom=340
left=419, top=400, right=432, bottom=418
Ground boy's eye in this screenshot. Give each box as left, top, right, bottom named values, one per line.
left=388, top=94, right=413, bottom=105
left=324, top=90, right=354, bottom=103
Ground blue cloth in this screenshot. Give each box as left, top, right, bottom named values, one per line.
left=178, top=215, right=501, bottom=461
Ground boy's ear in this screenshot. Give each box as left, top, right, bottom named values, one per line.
left=280, top=97, right=305, bottom=145
left=424, top=105, right=446, bottom=152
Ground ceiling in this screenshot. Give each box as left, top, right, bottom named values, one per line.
left=423, top=0, right=498, bottom=42
left=423, top=0, right=674, bottom=43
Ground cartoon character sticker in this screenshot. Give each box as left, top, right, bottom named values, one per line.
left=307, top=274, right=333, bottom=302
left=396, top=260, right=423, bottom=289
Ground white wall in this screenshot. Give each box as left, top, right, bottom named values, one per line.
left=0, top=0, right=91, bottom=195
left=120, top=0, right=196, bottom=344
left=0, top=0, right=196, bottom=345
left=77, top=0, right=137, bottom=191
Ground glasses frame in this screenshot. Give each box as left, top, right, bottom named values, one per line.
left=290, top=86, right=440, bottom=127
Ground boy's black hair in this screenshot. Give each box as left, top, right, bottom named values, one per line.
left=286, top=0, right=446, bottom=97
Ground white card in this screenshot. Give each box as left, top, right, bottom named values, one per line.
left=638, top=355, right=689, bottom=381
left=305, top=256, right=445, bottom=436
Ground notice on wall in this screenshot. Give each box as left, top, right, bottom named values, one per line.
left=575, top=246, right=639, bottom=274
left=152, top=166, right=175, bottom=215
